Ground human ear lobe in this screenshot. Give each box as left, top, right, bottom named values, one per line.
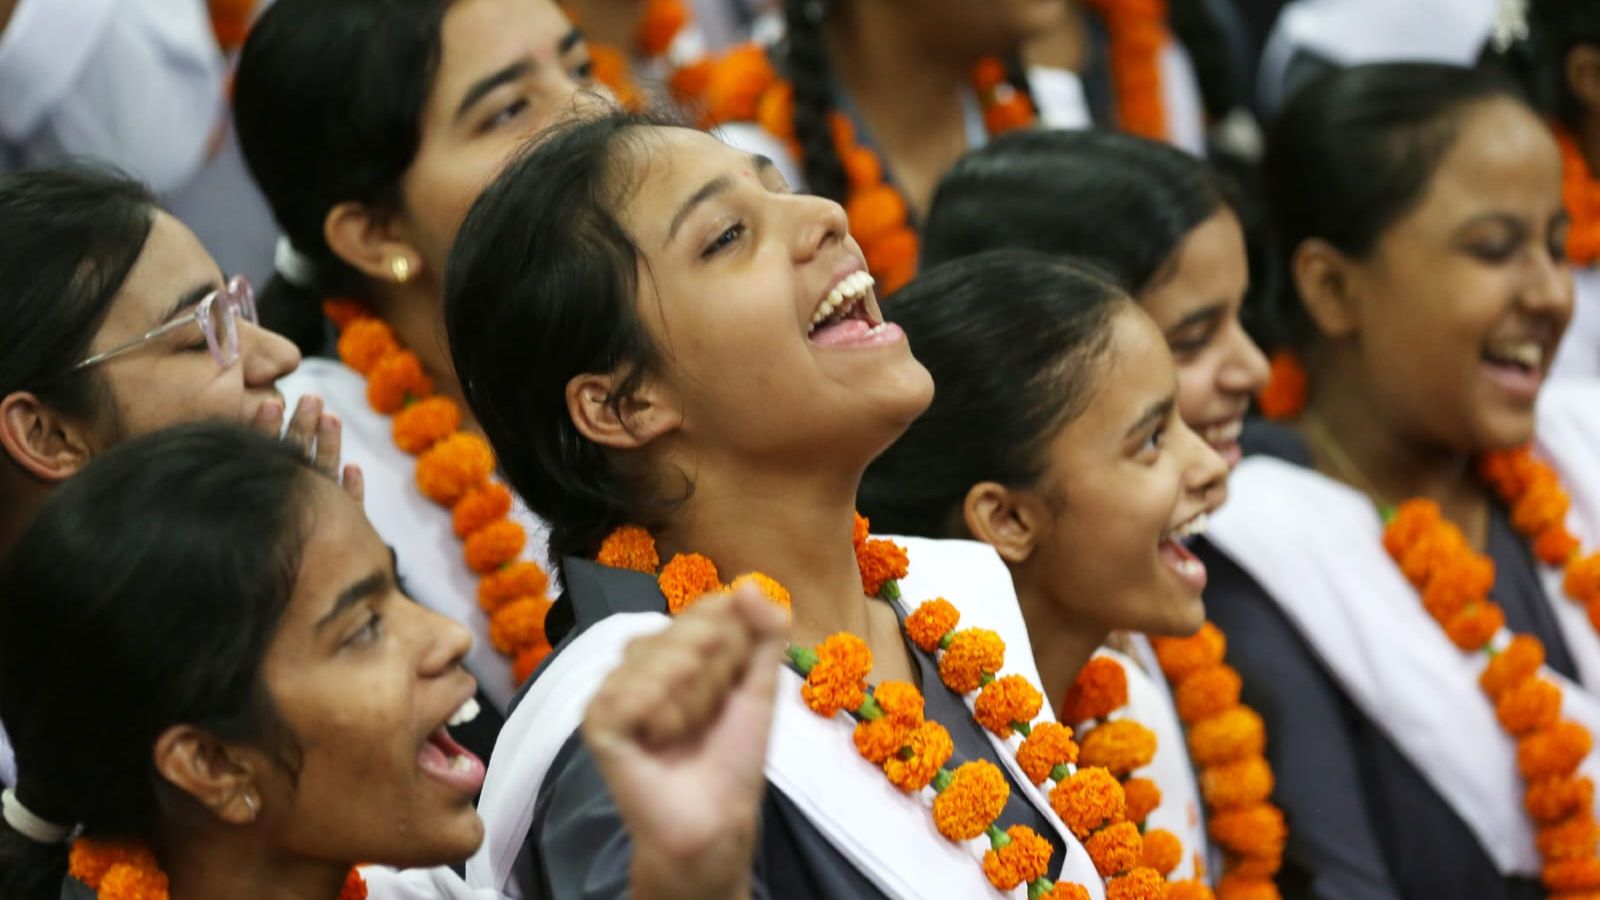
left=566, top=371, right=683, bottom=450
left=1292, top=238, right=1361, bottom=340
left=0, top=393, right=96, bottom=483
left=324, top=201, right=423, bottom=287
left=152, top=725, right=263, bottom=826
left=962, top=482, right=1043, bottom=564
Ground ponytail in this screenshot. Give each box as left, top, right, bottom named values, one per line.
left=783, top=0, right=849, bottom=202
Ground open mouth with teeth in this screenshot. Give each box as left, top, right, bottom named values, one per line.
left=1157, top=511, right=1209, bottom=592
left=1481, top=338, right=1546, bottom=399
left=807, top=271, right=900, bottom=348
left=1199, top=419, right=1245, bottom=468
left=418, top=696, right=486, bottom=795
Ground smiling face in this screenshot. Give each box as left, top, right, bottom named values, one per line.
left=1015, top=306, right=1228, bottom=638
left=87, top=212, right=300, bottom=441
left=399, top=0, right=602, bottom=276
left=253, top=478, right=484, bottom=870
left=1334, top=96, right=1573, bottom=453
left=1138, top=209, right=1269, bottom=469
left=613, top=127, right=934, bottom=469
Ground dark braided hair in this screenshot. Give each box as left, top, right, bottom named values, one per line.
left=782, top=0, right=849, bottom=202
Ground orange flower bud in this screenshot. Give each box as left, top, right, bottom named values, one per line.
left=872, top=680, right=925, bottom=727
left=1121, top=777, right=1162, bottom=824
left=884, top=720, right=954, bottom=792
left=1216, top=874, right=1283, bottom=900
left=367, top=351, right=432, bottom=414
left=513, top=637, right=553, bottom=684
left=1200, top=756, right=1276, bottom=811
left=932, top=760, right=1010, bottom=842
left=392, top=396, right=461, bottom=454
left=853, top=717, right=908, bottom=765
left=1527, top=775, right=1596, bottom=824
left=1153, top=622, right=1227, bottom=682
left=981, top=825, right=1053, bottom=890
left=856, top=537, right=909, bottom=596
left=1165, top=880, right=1218, bottom=900
left=1141, top=827, right=1183, bottom=876
left=1256, top=351, right=1306, bottom=421
left=1079, top=720, right=1157, bottom=778
left=1209, top=803, right=1288, bottom=859
left=1105, top=866, right=1165, bottom=900
left=489, top=595, right=550, bottom=654
left=336, top=318, right=398, bottom=374
left=1444, top=601, right=1504, bottom=652
left=974, top=674, right=1043, bottom=738
left=452, top=482, right=513, bottom=539
left=1175, top=663, right=1243, bottom=722
left=464, top=520, right=525, bottom=575
left=730, top=572, right=792, bottom=610
left=1519, top=721, right=1594, bottom=780
left=1544, top=857, right=1600, bottom=892
left=1497, top=676, right=1564, bottom=736
left=416, top=433, right=495, bottom=505
left=1087, top=821, right=1144, bottom=876
left=1538, top=812, right=1600, bottom=861
left=1049, top=766, right=1126, bottom=839
left=1060, top=656, right=1130, bottom=723
left=658, top=553, right=721, bottom=614
left=636, top=0, right=687, bottom=56
left=1188, top=706, right=1267, bottom=767
left=1017, top=721, right=1078, bottom=785
left=596, top=525, right=660, bottom=573
left=905, top=598, right=960, bottom=652
left=1481, top=634, right=1545, bottom=700
left=478, top=562, right=549, bottom=613
left=938, top=628, right=1006, bottom=694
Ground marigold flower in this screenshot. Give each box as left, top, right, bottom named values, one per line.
left=1498, top=675, right=1564, bottom=736
left=1257, top=351, right=1307, bottom=421
left=99, top=862, right=169, bottom=900
left=1230, top=853, right=1284, bottom=879
left=755, top=81, right=794, bottom=140
left=1569, top=553, right=1600, bottom=602
left=985, top=96, right=1037, bottom=135
left=1444, top=601, right=1505, bottom=652
left=69, top=840, right=158, bottom=888
left=1216, top=874, right=1283, bottom=900
left=1398, top=526, right=1468, bottom=586
left=1041, top=883, right=1092, bottom=900
left=1165, top=881, right=1218, bottom=900
left=668, top=58, right=712, bottom=101
left=872, top=680, right=925, bottom=727
left=1535, top=528, right=1581, bottom=567
left=1527, top=775, right=1596, bottom=824
left=1187, top=706, right=1267, bottom=767
left=489, top=595, right=550, bottom=654
left=1141, top=828, right=1183, bottom=876
left=513, top=636, right=553, bottom=683
left=843, top=146, right=883, bottom=191
left=1153, top=622, right=1227, bottom=682
left=864, top=227, right=918, bottom=295
left=981, top=824, right=1053, bottom=890
left=393, top=396, right=461, bottom=454
left=1017, top=721, right=1078, bottom=784
left=636, top=0, right=687, bottom=55
left=853, top=717, right=909, bottom=765
left=704, top=45, right=776, bottom=123
left=367, top=351, right=432, bottom=414
left=1382, top=499, right=1442, bottom=559
left=339, top=868, right=369, bottom=900
left=1087, top=820, right=1144, bottom=876
left=336, top=317, right=398, bottom=374
left=1539, top=813, right=1600, bottom=861
left=322, top=298, right=372, bottom=331
left=416, top=433, right=495, bottom=505
left=852, top=512, right=870, bottom=549
left=1479, top=447, right=1534, bottom=496
left=1060, top=656, right=1130, bottom=723
left=828, top=111, right=857, bottom=150
left=1078, top=719, right=1157, bottom=777
left=816, top=632, right=873, bottom=673
left=1481, top=634, right=1545, bottom=700
left=938, top=628, right=1006, bottom=694
left=802, top=634, right=872, bottom=717
left=1420, top=553, right=1494, bottom=623
left=932, top=760, right=1009, bottom=842
left=1208, top=803, right=1288, bottom=859
left=1520, top=721, right=1595, bottom=780
left=1200, top=756, right=1276, bottom=810
left=856, top=537, right=909, bottom=597
left=464, top=520, right=525, bottom=575
left=1105, top=866, right=1165, bottom=900
left=884, top=720, right=954, bottom=792
left=1122, top=777, right=1162, bottom=824
left=905, top=599, right=960, bottom=652
left=659, top=553, right=722, bottom=613
left=972, top=57, right=1008, bottom=91
left=1512, top=480, right=1570, bottom=536
left=596, top=525, right=660, bottom=573
left=730, top=572, right=792, bottom=610
left=478, top=561, right=549, bottom=612
left=1050, top=766, right=1126, bottom=838
left=1176, top=663, right=1243, bottom=722
left=1545, top=858, right=1600, bottom=892
left=452, top=482, right=512, bottom=539
left=974, top=674, right=1043, bottom=738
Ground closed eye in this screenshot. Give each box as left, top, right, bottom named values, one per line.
left=482, top=98, right=529, bottom=132
left=702, top=222, right=746, bottom=259
left=342, top=611, right=384, bottom=650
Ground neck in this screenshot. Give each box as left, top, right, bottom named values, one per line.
left=826, top=6, right=975, bottom=216
left=162, top=829, right=351, bottom=900
left=1300, top=345, right=1486, bottom=537
left=370, top=281, right=475, bottom=428
left=1011, top=577, right=1108, bottom=704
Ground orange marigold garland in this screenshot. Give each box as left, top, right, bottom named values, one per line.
left=1556, top=124, right=1600, bottom=267
left=1257, top=350, right=1308, bottom=421
left=1082, top=0, right=1171, bottom=141
left=1154, top=623, right=1287, bottom=897
left=1383, top=497, right=1600, bottom=890
left=71, top=837, right=367, bottom=900
left=324, top=301, right=552, bottom=687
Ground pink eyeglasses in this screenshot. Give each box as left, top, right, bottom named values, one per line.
left=73, top=276, right=259, bottom=372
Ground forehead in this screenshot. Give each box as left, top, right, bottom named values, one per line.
left=618, top=128, right=761, bottom=238
left=1059, top=307, right=1173, bottom=442
left=281, top=479, right=388, bottom=624
left=430, top=0, right=571, bottom=100
left=1410, top=98, right=1563, bottom=224
left=97, top=212, right=220, bottom=332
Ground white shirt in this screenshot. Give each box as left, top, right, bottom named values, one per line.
left=1553, top=268, right=1600, bottom=381
left=0, top=721, right=14, bottom=788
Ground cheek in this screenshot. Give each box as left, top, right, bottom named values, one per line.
left=1175, top=360, right=1221, bottom=425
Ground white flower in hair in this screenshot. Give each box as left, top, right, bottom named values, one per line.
left=1491, top=0, right=1529, bottom=53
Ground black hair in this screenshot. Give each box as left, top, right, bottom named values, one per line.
left=234, top=0, right=452, bottom=354
left=1263, top=62, right=1528, bottom=346
left=446, top=112, right=668, bottom=589
left=858, top=250, right=1129, bottom=538
left=922, top=128, right=1235, bottom=296
left=0, top=165, right=157, bottom=423
left=0, top=424, right=318, bottom=900
left=1527, top=0, right=1600, bottom=129
left=778, top=0, right=1035, bottom=207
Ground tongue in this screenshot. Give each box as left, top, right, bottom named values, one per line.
left=1158, top=538, right=1197, bottom=566
left=809, top=318, right=873, bottom=347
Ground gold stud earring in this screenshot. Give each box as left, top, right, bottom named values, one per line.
left=391, top=256, right=412, bottom=284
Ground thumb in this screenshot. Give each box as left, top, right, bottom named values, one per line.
left=726, top=583, right=789, bottom=715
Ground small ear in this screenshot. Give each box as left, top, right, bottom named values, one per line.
left=0, top=392, right=96, bottom=483
left=1566, top=45, right=1600, bottom=118
left=961, top=481, right=1046, bottom=565
left=324, top=201, right=423, bottom=286
left=152, top=725, right=260, bottom=827
left=566, top=371, right=683, bottom=451
left=1290, top=238, right=1360, bottom=340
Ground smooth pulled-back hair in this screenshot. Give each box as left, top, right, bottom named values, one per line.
left=921, top=129, right=1234, bottom=296
left=446, top=112, right=670, bottom=585
left=859, top=251, right=1129, bottom=538
left=0, top=424, right=318, bottom=900
left=1264, top=62, right=1527, bottom=345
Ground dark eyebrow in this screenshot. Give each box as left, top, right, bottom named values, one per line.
left=316, top=569, right=389, bottom=631
left=1125, top=396, right=1176, bottom=440
left=1454, top=211, right=1525, bottom=237
left=157, top=282, right=218, bottom=329
left=558, top=27, right=583, bottom=53
left=455, top=60, right=534, bottom=122
left=665, top=155, right=777, bottom=247
left=1163, top=303, right=1227, bottom=336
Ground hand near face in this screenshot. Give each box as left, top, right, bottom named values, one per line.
left=581, top=585, right=789, bottom=900
left=253, top=394, right=364, bottom=503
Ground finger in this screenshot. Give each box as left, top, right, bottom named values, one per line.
left=341, top=464, right=365, bottom=504
left=312, top=412, right=342, bottom=476
left=283, top=395, right=323, bottom=455
left=251, top=398, right=285, bottom=438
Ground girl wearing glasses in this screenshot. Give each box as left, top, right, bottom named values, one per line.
left=0, top=423, right=784, bottom=900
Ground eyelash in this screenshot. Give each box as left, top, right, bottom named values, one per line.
left=702, top=222, right=745, bottom=259
left=483, top=98, right=529, bottom=131
left=344, top=612, right=383, bottom=650
left=1140, top=423, right=1167, bottom=456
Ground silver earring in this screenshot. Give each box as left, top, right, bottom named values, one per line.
left=243, top=794, right=258, bottom=817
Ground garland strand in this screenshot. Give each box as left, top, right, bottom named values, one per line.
left=69, top=838, right=366, bottom=900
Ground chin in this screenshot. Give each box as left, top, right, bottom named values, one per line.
left=1146, top=589, right=1208, bottom=638
left=1473, top=411, right=1538, bottom=453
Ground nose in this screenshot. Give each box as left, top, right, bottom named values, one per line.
left=1178, top=417, right=1230, bottom=509
left=241, top=320, right=302, bottom=387
left=790, top=193, right=848, bottom=261
left=1216, top=321, right=1271, bottom=396
left=417, top=605, right=475, bottom=678
left=1522, top=247, right=1575, bottom=324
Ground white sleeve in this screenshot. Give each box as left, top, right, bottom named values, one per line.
left=0, top=719, right=14, bottom=788
left=0, top=0, right=225, bottom=192
left=1026, top=66, right=1092, bottom=131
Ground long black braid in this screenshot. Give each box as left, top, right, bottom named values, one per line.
left=782, top=0, right=850, bottom=202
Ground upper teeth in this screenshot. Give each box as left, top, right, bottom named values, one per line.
left=1202, top=420, right=1243, bottom=446
left=809, top=271, right=875, bottom=332
left=1488, top=342, right=1542, bottom=368
left=1166, top=512, right=1208, bottom=542
left=447, top=697, right=480, bottom=728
